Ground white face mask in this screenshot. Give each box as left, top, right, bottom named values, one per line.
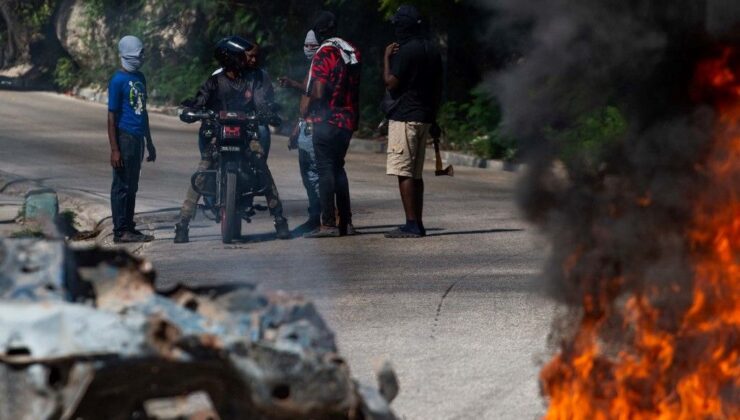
left=304, top=43, right=319, bottom=60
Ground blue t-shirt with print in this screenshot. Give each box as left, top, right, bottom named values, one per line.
left=108, top=70, right=147, bottom=137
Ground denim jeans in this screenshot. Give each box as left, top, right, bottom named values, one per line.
left=312, top=123, right=352, bottom=227
left=298, top=121, right=320, bottom=221
left=111, top=130, right=144, bottom=236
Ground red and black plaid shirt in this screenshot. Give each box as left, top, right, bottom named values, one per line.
left=308, top=43, right=361, bottom=131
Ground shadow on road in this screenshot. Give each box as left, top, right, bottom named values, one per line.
left=237, top=232, right=280, bottom=243
left=353, top=227, right=443, bottom=236
left=353, top=225, right=524, bottom=237
left=354, top=224, right=401, bottom=230
left=426, top=228, right=524, bottom=237
left=154, top=224, right=524, bottom=242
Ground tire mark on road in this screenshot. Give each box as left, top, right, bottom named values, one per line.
left=431, top=281, right=458, bottom=339
left=429, top=247, right=537, bottom=340
left=430, top=262, right=491, bottom=340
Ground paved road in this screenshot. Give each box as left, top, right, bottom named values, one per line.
left=0, top=90, right=554, bottom=419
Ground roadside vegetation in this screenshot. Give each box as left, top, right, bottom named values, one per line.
left=1, top=0, right=626, bottom=162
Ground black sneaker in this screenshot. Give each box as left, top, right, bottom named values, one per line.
left=114, top=231, right=155, bottom=243
left=303, top=226, right=340, bottom=238
left=294, top=218, right=321, bottom=235
left=384, top=225, right=424, bottom=239
left=275, top=219, right=292, bottom=240
left=339, top=223, right=359, bottom=236
left=130, top=229, right=155, bottom=242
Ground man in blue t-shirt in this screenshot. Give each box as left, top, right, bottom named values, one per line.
left=107, top=35, right=157, bottom=243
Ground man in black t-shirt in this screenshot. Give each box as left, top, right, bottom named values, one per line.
left=383, top=5, right=443, bottom=238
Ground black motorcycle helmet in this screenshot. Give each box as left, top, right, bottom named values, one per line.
left=214, top=36, right=254, bottom=70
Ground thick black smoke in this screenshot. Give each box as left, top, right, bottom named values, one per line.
left=484, top=0, right=740, bottom=328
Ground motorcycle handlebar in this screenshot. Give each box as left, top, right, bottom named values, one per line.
left=179, top=108, right=279, bottom=126
left=179, top=108, right=211, bottom=123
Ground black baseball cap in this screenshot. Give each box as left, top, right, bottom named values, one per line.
left=391, top=5, right=422, bottom=26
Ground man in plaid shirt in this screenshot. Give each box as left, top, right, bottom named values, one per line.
left=301, top=11, right=362, bottom=238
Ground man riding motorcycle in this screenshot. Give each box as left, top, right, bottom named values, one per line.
left=174, top=36, right=290, bottom=243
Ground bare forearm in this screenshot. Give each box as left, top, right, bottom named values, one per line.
left=300, top=93, right=310, bottom=117
left=107, top=112, right=119, bottom=152
left=298, top=75, right=311, bottom=116
left=311, top=82, right=325, bottom=103
left=384, top=56, right=393, bottom=86
left=144, top=112, right=153, bottom=144
left=301, top=81, right=325, bottom=117
left=384, top=61, right=400, bottom=91
left=108, top=112, right=123, bottom=168
left=299, top=95, right=310, bottom=117
left=383, top=43, right=400, bottom=90
left=288, top=79, right=303, bottom=92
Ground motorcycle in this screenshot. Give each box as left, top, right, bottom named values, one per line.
left=179, top=107, right=281, bottom=244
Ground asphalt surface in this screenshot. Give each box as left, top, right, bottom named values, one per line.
left=0, top=90, right=554, bottom=419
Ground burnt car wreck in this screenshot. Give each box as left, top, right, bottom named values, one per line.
left=0, top=239, right=397, bottom=420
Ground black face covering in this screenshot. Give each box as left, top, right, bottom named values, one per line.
left=392, top=4, right=423, bottom=44
left=313, top=11, right=337, bottom=42
left=394, top=19, right=422, bottom=44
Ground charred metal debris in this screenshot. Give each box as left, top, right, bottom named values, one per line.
left=0, top=239, right=398, bottom=420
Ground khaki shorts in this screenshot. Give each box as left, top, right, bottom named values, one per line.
left=386, top=120, right=430, bottom=179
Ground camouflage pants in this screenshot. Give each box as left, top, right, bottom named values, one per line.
left=179, top=139, right=285, bottom=222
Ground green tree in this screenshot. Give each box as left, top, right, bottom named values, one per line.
left=549, top=106, right=628, bottom=173
left=0, top=0, right=56, bottom=67
left=53, top=57, right=78, bottom=90
left=3, top=0, right=521, bottom=157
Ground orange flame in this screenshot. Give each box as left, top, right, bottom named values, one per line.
left=541, top=47, right=740, bottom=419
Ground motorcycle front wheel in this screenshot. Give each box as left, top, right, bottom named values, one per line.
left=221, top=171, right=240, bottom=243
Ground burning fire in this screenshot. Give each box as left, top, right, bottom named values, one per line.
left=540, top=47, right=740, bottom=419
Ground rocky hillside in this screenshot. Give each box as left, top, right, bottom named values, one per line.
left=1, top=0, right=202, bottom=93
